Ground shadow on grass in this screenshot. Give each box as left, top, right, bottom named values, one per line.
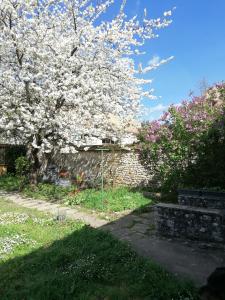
left=0, top=221, right=197, bottom=300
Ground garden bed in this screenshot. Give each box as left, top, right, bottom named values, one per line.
left=0, top=175, right=153, bottom=220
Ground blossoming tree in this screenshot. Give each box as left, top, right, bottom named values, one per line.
left=0, top=0, right=173, bottom=183
left=139, top=83, right=225, bottom=192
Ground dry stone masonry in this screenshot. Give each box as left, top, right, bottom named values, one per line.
left=155, top=189, right=225, bottom=243
left=54, top=147, right=151, bottom=187
left=178, top=189, right=225, bottom=210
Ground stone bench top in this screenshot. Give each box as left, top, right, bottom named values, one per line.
left=156, top=203, right=225, bottom=216
left=178, top=189, right=225, bottom=198
left=179, top=195, right=225, bottom=201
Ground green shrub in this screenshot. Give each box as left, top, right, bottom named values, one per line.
left=5, top=145, right=26, bottom=174
left=23, top=183, right=75, bottom=201
left=0, top=175, right=20, bottom=191
left=15, top=156, right=31, bottom=190
left=15, top=156, right=30, bottom=177
left=139, top=82, right=225, bottom=193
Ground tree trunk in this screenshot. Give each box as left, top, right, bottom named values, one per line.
left=26, top=137, right=53, bottom=185
left=27, top=146, right=41, bottom=185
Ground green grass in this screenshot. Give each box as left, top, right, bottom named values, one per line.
left=0, top=175, right=153, bottom=213
left=0, top=197, right=197, bottom=300
left=23, top=184, right=152, bottom=213
left=65, top=187, right=152, bottom=212
left=0, top=176, right=153, bottom=214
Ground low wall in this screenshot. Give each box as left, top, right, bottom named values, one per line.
left=178, top=189, right=225, bottom=210
left=155, top=203, right=225, bottom=243
left=54, top=148, right=151, bottom=187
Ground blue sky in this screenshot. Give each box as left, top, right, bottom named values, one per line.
left=101, top=0, right=225, bottom=120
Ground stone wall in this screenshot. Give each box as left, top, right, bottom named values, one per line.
left=178, top=189, right=225, bottom=210
left=54, top=148, right=151, bottom=187
left=155, top=203, right=225, bottom=243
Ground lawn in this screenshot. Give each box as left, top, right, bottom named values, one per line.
left=0, top=175, right=153, bottom=215
left=0, top=197, right=197, bottom=300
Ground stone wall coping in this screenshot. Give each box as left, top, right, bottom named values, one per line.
left=156, top=203, right=225, bottom=215
left=178, top=189, right=225, bottom=199
left=60, top=145, right=137, bottom=153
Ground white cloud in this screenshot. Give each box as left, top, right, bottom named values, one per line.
left=142, top=103, right=168, bottom=119
left=149, top=103, right=168, bottom=113
left=163, top=10, right=172, bottom=17
left=148, top=55, right=161, bottom=66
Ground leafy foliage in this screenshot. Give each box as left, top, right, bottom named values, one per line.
left=15, top=156, right=31, bottom=190
left=5, top=146, right=26, bottom=174
left=15, top=156, right=30, bottom=177
left=23, top=183, right=75, bottom=202
left=0, top=175, right=20, bottom=191
left=139, top=83, right=225, bottom=192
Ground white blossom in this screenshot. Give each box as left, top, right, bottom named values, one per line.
left=0, top=0, right=173, bottom=175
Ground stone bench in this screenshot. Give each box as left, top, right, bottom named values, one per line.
left=178, top=189, right=225, bottom=210
left=155, top=203, right=225, bottom=243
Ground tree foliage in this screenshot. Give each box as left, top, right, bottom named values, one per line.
left=0, top=0, right=173, bottom=182
left=139, top=83, right=225, bottom=192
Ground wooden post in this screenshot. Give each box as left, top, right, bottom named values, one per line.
left=0, top=164, right=7, bottom=176
left=0, top=145, right=7, bottom=176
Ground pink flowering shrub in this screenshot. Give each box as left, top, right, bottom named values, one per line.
left=139, top=82, right=225, bottom=192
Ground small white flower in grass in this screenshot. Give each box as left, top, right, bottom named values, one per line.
left=0, top=211, right=54, bottom=226
left=0, top=234, right=36, bottom=259
left=0, top=212, right=29, bottom=225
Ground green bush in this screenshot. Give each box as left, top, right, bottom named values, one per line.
left=5, top=145, right=26, bottom=174
left=15, top=156, right=31, bottom=190
left=0, top=175, right=20, bottom=191
left=15, top=156, right=30, bottom=177
left=23, top=183, right=75, bottom=201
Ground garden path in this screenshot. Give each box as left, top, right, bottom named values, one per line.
left=0, top=190, right=224, bottom=286
left=0, top=191, right=107, bottom=228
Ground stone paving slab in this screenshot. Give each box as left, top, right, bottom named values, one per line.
left=101, top=212, right=225, bottom=286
